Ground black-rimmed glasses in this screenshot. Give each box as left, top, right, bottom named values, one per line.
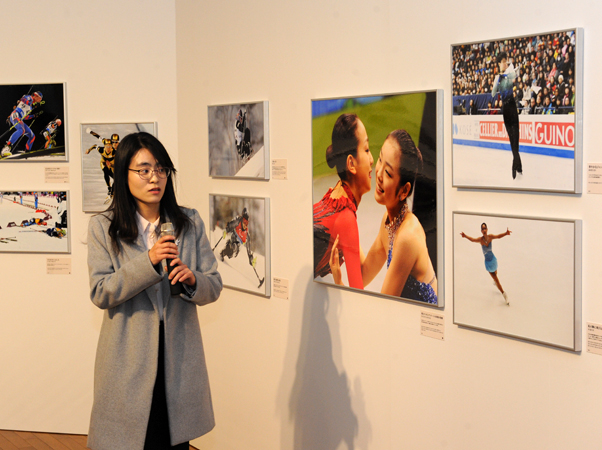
left=128, top=167, right=171, bottom=180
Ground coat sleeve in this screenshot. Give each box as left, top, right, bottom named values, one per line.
left=180, top=209, right=223, bottom=306
left=87, top=214, right=163, bottom=310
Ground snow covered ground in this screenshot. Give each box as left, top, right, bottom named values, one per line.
left=236, top=146, right=265, bottom=178
left=211, top=226, right=267, bottom=296
left=0, top=193, right=69, bottom=253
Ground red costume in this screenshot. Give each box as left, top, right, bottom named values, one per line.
left=313, top=183, right=363, bottom=289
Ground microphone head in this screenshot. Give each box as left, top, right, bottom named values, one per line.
left=160, top=222, right=174, bottom=236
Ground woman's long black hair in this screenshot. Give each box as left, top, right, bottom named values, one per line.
left=105, top=132, right=191, bottom=253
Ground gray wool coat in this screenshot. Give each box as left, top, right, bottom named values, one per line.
left=86, top=208, right=222, bottom=450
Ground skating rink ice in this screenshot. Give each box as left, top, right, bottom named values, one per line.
left=453, top=213, right=578, bottom=348
left=453, top=143, right=575, bottom=192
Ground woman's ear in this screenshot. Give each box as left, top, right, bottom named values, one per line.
left=346, top=154, right=357, bottom=175
left=399, top=182, right=411, bottom=202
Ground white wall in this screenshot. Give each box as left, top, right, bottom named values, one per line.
left=175, top=1, right=602, bottom=449
left=0, top=0, right=178, bottom=434
left=3, top=1, right=602, bottom=449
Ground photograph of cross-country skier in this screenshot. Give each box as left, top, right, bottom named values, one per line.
left=451, top=28, right=583, bottom=193
left=0, top=83, right=67, bottom=162
left=453, top=212, right=581, bottom=351
left=312, top=90, right=443, bottom=307
left=81, top=122, right=156, bottom=212
left=0, top=191, right=69, bottom=253
left=210, top=194, right=270, bottom=296
left=208, top=101, right=269, bottom=179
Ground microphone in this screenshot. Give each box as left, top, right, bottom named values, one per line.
left=160, top=222, right=182, bottom=296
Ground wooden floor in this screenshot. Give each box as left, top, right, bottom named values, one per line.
left=0, top=429, right=198, bottom=449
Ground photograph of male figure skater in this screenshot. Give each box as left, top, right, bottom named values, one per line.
left=0, top=84, right=66, bottom=161
left=492, top=52, right=522, bottom=179
left=459, top=223, right=511, bottom=305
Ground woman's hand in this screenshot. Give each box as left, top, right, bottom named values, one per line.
left=329, top=235, right=342, bottom=285
left=148, top=235, right=179, bottom=266
left=460, top=232, right=466, bottom=238
left=506, top=228, right=512, bottom=236
left=166, top=257, right=197, bottom=287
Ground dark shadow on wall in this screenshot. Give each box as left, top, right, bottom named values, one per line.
left=279, top=267, right=361, bottom=450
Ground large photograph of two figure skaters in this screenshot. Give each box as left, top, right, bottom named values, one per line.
left=312, top=91, right=442, bottom=306
left=0, top=83, right=66, bottom=161
left=452, top=28, right=582, bottom=192
left=210, top=195, right=270, bottom=297
left=453, top=212, right=581, bottom=351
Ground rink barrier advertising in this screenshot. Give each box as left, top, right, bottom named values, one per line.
left=453, top=211, right=582, bottom=351
left=451, top=28, right=583, bottom=193
left=209, top=194, right=271, bottom=297
left=0, top=191, right=70, bottom=253
left=311, top=90, right=444, bottom=307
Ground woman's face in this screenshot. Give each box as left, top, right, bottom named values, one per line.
left=481, top=224, right=488, bottom=236
left=350, top=119, right=373, bottom=196
left=374, top=137, right=406, bottom=208
left=128, top=148, right=167, bottom=212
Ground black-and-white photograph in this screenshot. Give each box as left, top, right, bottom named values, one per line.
left=209, top=194, right=270, bottom=296
left=0, top=191, right=69, bottom=253
left=208, top=101, right=269, bottom=179
left=81, top=123, right=156, bottom=212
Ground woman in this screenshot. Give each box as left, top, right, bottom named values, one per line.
left=87, top=132, right=222, bottom=450
left=313, top=113, right=373, bottom=289
left=460, top=223, right=511, bottom=305
left=331, top=130, right=437, bottom=304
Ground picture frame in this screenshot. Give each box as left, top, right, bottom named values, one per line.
left=0, top=83, right=67, bottom=162
left=209, top=194, right=270, bottom=297
left=453, top=211, right=582, bottom=351
left=208, top=101, right=269, bottom=180
left=81, top=122, right=157, bottom=212
left=312, top=90, right=444, bottom=307
left=451, top=28, right=583, bottom=193
left=0, top=191, right=70, bottom=253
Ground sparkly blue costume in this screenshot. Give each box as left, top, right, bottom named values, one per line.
left=481, top=240, right=498, bottom=272
left=387, top=249, right=437, bottom=304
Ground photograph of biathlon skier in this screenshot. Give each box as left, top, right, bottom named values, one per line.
left=81, top=123, right=156, bottom=212
left=0, top=83, right=66, bottom=161
left=208, top=101, right=269, bottom=179
left=312, top=90, right=442, bottom=306
left=210, top=194, right=270, bottom=296
left=452, top=28, right=582, bottom=192
left=0, top=191, right=69, bottom=253
left=453, top=212, right=580, bottom=350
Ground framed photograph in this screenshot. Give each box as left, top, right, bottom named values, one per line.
left=209, top=194, right=270, bottom=297
left=208, top=101, right=269, bottom=179
left=81, top=122, right=157, bottom=212
left=312, top=90, right=443, bottom=307
left=451, top=28, right=583, bottom=193
left=0, top=83, right=67, bottom=162
left=453, top=212, right=581, bottom=351
left=0, top=191, right=70, bottom=253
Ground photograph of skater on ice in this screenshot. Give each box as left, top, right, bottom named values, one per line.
left=0, top=83, right=66, bottom=161
left=0, top=191, right=69, bottom=253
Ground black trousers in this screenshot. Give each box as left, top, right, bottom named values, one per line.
left=502, top=97, right=521, bottom=171
left=144, top=322, right=189, bottom=450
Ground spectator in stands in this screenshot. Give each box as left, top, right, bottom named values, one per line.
left=542, top=96, right=554, bottom=114
left=528, top=97, right=537, bottom=114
